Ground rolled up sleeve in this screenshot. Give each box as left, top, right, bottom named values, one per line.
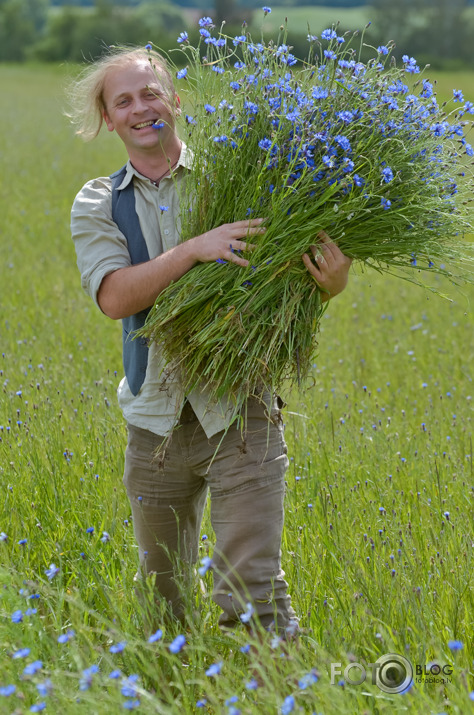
left=71, top=177, right=131, bottom=310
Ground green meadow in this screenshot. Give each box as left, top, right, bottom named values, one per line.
left=0, top=63, right=473, bottom=713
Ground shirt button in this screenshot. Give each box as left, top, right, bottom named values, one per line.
left=164, top=229, right=170, bottom=235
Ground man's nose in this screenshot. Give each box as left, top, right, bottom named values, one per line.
left=132, top=96, right=148, bottom=113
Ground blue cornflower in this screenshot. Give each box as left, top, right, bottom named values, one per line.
left=18, top=538, right=27, bottom=545
left=262, top=6, right=271, bottom=14
left=0, top=685, right=16, bottom=696
left=258, top=138, right=273, bottom=151
left=321, top=28, right=337, bottom=40
left=199, top=28, right=211, bottom=39
left=465, top=144, right=474, bottom=156
left=402, top=55, right=420, bottom=73
left=337, top=110, right=355, bottom=124
left=324, top=49, right=336, bottom=61
left=234, top=61, right=245, bottom=70
left=123, top=700, right=140, bottom=710
left=169, top=634, right=186, bottom=653
left=212, top=66, right=225, bottom=74
left=23, top=661, right=43, bottom=676
left=152, top=121, right=165, bottom=129
left=85, top=527, right=94, bottom=534
left=448, top=640, right=463, bottom=652
left=30, top=704, right=46, bottom=713
left=0, top=532, right=7, bottom=541
left=307, top=34, right=318, bottom=42
left=233, top=35, right=246, bottom=46
left=463, top=101, right=474, bottom=114
left=148, top=629, right=163, bottom=643
left=109, top=669, right=122, bottom=679
left=12, top=610, right=23, bottom=623
left=25, top=608, right=37, bottom=616
left=121, top=674, right=139, bottom=698
left=377, top=45, right=389, bottom=55
left=185, top=115, right=196, bottom=125
left=342, top=159, right=355, bottom=173
left=322, top=155, right=335, bottom=169
left=196, top=700, right=207, bottom=708
left=176, top=68, right=188, bottom=80
left=110, top=641, right=127, bottom=654
left=177, top=32, right=188, bottom=44
left=286, top=110, right=300, bottom=122
left=216, top=38, right=226, bottom=47
left=312, top=87, right=329, bottom=100
left=298, top=670, right=318, bottom=689
left=245, top=678, right=259, bottom=690
left=239, top=602, right=254, bottom=624
left=216, top=258, right=227, bottom=265
left=199, top=16, right=214, bottom=28
left=230, top=81, right=240, bottom=91
left=36, top=678, right=53, bottom=698
left=281, top=694, right=295, bottom=714
left=79, top=665, right=99, bottom=691
left=12, top=648, right=30, bottom=659
left=198, top=556, right=213, bottom=575
left=335, top=134, right=351, bottom=152
left=453, top=89, right=464, bottom=103
left=382, top=166, right=394, bottom=183
left=205, top=661, right=223, bottom=677
left=57, top=629, right=75, bottom=644
left=204, top=104, right=216, bottom=114
left=381, top=197, right=392, bottom=210
left=45, top=563, right=60, bottom=581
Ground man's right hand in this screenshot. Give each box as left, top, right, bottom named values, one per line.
left=189, top=218, right=264, bottom=267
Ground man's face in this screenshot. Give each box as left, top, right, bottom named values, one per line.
left=102, top=61, right=179, bottom=158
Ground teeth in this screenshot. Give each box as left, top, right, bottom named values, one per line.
left=134, top=120, right=156, bottom=129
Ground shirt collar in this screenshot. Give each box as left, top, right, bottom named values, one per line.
left=116, top=141, right=191, bottom=191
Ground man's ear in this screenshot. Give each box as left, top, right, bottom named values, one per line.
left=103, top=110, right=115, bottom=133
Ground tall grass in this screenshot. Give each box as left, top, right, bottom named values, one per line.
left=0, top=64, right=472, bottom=713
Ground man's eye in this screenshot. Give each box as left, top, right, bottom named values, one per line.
left=117, top=99, right=129, bottom=106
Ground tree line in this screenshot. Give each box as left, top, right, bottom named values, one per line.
left=1, top=0, right=474, bottom=66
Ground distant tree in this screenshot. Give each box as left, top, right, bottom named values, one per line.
left=0, top=0, right=49, bottom=60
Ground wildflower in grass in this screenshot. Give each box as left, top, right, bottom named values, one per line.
left=196, top=700, right=207, bottom=708
left=176, top=68, right=187, bottom=80
left=109, top=669, right=122, bottom=679
left=30, top=703, right=46, bottom=712
left=377, top=45, right=389, bottom=55
left=263, top=7, right=271, bottom=14
left=86, top=527, right=94, bottom=534
left=110, top=641, right=127, bottom=654
left=204, top=104, right=216, bottom=114
left=382, top=167, right=394, bottom=183
left=0, top=532, right=7, bottom=541
left=240, top=643, right=251, bottom=654
left=281, top=694, right=295, bottom=714
left=121, top=674, right=139, bottom=697
left=152, top=121, right=165, bottom=129
left=199, top=16, right=214, bottom=28
left=148, top=629, right=163, bottom=643
left=12, top=648, right=30, bottom=659
left=36, top=680, right=53, bottom=697
left=198, top=556, right=213, bottom=575
left=205, top=661, right=223, bottom=677
left=233, top=35, right=247, bottom=46
left=145, top=43, right=152, bottom=51
left=381, top=197, right=392, bottom=210
left=239, top=602, right=254, bottom=624
left=321, top=28, right=337, bottom=40
left=123, top=701, right=140, bottom=710
left=12, top=609, right=23, bottom=623
left=453, top=89, right=464, bottom=103
left=298, top=670, right=318, bottom=689
left=23, top=661, right=43, bottom=676
left=79, top=664, right=99, bottom=691
left=169, top=634, right=186, bottom=653
left=45, top=564, right=60, bottom=581
left=0, top=685, right=16, bottom=696
left=57, top=629, right=75, bottom=644
left=177, top=32, right=188, bottom=44
left=101, top=532, right=110, bottom=543
left=18, top=538, right=27, bottom=545
left=307, top=34, right=317, bottom=42
left=448, top=640, right=463, bottom=652
left=245, top=678, right=259, bottom=690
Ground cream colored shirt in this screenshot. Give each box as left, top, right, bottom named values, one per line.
left=71, top=145, right=239, bottom=438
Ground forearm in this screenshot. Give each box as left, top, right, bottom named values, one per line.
left=98, top=239, right=198, bottom=319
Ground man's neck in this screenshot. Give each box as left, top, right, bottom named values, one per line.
left=128, top=138, right=182, bottom=183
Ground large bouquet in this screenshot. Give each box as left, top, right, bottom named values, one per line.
left=141, top=14, right=474, bottom=405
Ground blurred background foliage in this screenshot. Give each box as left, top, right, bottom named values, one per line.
left=1, top=0, right=474, bottom=68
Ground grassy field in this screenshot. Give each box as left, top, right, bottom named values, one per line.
left=0, top=62, right=473, bottom=714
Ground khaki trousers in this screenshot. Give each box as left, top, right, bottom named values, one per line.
left=123, top=396, right=297, bottom=631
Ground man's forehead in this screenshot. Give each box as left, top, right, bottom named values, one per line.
left=104, top=62, right=166, bottom=97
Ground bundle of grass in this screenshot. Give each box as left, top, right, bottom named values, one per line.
left=140, top=14, right=474, bottom=407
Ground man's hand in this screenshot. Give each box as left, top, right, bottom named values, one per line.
left=188, top=218, right=264, bottom=267
left=302, top=230, right=352, bottom=302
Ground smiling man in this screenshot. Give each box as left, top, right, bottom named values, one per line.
left=69, top=48, right=351, bottom=636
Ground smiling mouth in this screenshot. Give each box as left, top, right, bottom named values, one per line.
left=133, top=120, right=157, bottom=130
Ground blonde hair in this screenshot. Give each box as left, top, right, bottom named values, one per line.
left=67, top=47, right=176, bottom=141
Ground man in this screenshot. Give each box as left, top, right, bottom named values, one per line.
left=70, top=48, right=352, bottom=636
